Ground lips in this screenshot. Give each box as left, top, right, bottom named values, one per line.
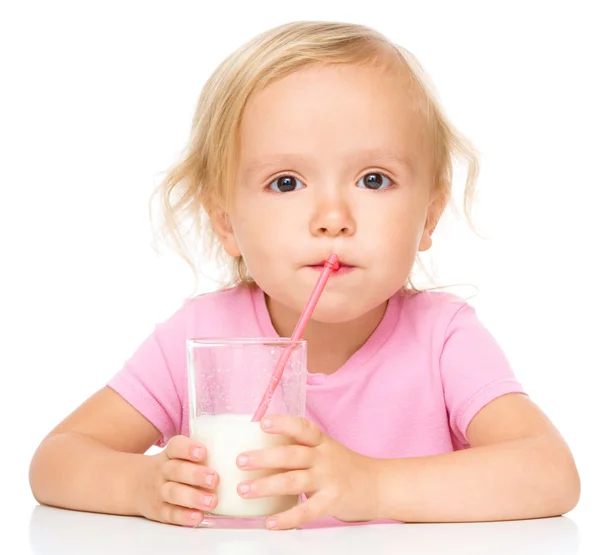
left=307, top=260, right=356, bottom=274
left=309, top=261, right=354, bottom=269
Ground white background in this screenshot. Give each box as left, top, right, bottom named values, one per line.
left=1, top=0, right=599, bottom=549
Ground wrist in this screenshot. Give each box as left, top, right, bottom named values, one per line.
left=363, top=455, right=387, bottom=521
left=371, top=457, right=408, bottom=521
left=370, top=456, right=384, bottom=520
left=131, top=453, right=158, bottom=518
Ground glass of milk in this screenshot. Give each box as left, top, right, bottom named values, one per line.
left=187, top=338, right=307, bottom=528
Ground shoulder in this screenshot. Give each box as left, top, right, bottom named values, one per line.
left=394, top=289, right=486, bottom=351
left=165, top=283, right=254, bottom=325
left=185, top=284, right=254, bottom=316
left=157, top=284, right=260, bottom=340
left=401, top=289, right=472, bottom=327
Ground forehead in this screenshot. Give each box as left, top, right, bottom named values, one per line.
left=238, top=62, right=430, bottom=175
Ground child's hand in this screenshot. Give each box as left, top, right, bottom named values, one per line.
left=235, top=415, right=377, bottom=530
left=138, top=435, right=220, bottom=526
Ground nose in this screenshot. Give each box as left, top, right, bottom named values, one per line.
left=309, top=194, right=356, bottom=238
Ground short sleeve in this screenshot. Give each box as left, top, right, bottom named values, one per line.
left=440, top=302, right=526, bottom=447
left=107, top=303, right=189, bottom=448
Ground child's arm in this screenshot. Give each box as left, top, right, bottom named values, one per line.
left=29, top=387, right=159, bottom=515
left=375, top=393, right=580, bottom=522
left=29, top=387, right=219, bottom=525
left=235, top=394, right=579, bottom=530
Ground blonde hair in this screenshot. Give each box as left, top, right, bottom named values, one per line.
left=150, top=21, right=480, bottom=292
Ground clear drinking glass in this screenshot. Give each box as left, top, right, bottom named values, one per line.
left=187, top=338, right=307, bottom=528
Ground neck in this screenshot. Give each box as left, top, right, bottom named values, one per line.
left=265, top=295, right=387, bottom=375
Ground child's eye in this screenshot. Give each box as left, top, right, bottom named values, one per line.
left=357, top=172, right=393, bottom=190
left=267, top=175, right=306, bottom=193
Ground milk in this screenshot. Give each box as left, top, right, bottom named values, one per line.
left=190, top=414, right=299, bottom=517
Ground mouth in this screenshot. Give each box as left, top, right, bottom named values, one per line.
left=307, top=260, right=356, bottom=275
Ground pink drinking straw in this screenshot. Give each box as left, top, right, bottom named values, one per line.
left=251, top=254, right=340, bottom=422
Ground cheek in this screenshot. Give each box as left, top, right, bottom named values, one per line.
left=373, top=202, right=425, bottom=250
left=229, top=199, right=298, bottom=269
left=364, top=200, right=427, bottom=281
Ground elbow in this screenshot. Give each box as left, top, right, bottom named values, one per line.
left=554, top=465, right=580, bottom=516
left=542, top=438, right=581, bottom=517
left=29, top=447, right=45, bottom=505
left=29, top=440, right=54, bottom=506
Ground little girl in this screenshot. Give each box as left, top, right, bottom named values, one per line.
left=29, top=21, right=580, bottom=530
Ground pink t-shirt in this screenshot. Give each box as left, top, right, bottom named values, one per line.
left=108, top=285, right=525, bottom=456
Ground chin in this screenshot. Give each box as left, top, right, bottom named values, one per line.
left=299, top=294, right=377, bottom=324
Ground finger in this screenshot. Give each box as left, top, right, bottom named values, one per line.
left=163, top=459, right=220, bottom=490
left=261, top=415, right=323, bottom=447
left=265, top=494, right=326, bottom=530
left=237, top=444, right=314, bottom=471
left=158, top=502, right=205, bottom=527
left=238, top=469, right=313, bottom=499
left=165, top=435, right=206, bottom=462
left=160, top=481, right=217, bottom=513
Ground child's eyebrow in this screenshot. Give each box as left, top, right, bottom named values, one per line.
left=245, top=154, right=314, bottom=177
left=244, top=149, right=414, bottom=177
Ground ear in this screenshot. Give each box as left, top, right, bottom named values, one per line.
left=418, top=192, right=444, bottom=252
left=212, top=210, right=242, bottom=258
left=418, top=227, right=433, bottom=252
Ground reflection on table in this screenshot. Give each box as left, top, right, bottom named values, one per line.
left=28, top=505, right=580, bottom=555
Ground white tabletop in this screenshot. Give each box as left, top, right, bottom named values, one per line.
left=5, top=442, right=598, bottom=555
left=6, top=420, right=598, bottom=554
left=6, top=431, right=599, bottom=554
left=4, top=504, right=591, bottom=555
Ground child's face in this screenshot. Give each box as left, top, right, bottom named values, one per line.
left=218, top=61, right=437, bottom=322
